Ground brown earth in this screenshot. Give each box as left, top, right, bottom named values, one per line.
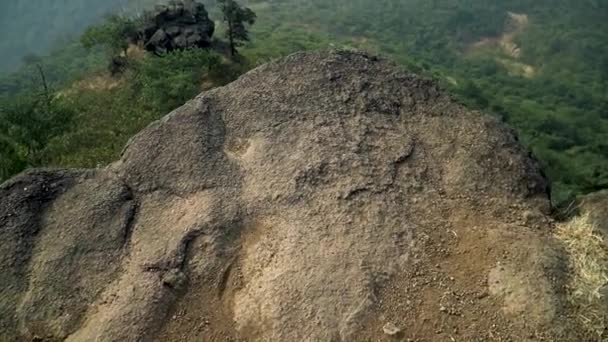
left=468, top=12, right=536, bottom=78
left=470, top=12, right=528, bottom=59
left=0, top=50, right=587, bottom=341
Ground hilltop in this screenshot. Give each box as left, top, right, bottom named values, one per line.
left=0, top=50, right=597, bottom=341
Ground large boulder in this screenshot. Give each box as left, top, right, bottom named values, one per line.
left=0, top=51, right=586, bottom=341
left=141, top=1, right=215, bottom=54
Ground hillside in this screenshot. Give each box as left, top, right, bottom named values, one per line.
left=0, top=0, right=606, bottom=205
left=241, top=0, right=608, bottom=204
left=0, top=50, right=593, bottom=341
left=1, top=2, right=607, bottom=340
left=0, top=0, right=164, bottom=73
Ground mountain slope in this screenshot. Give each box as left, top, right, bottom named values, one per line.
left=0, top=50, right=589, bottom=341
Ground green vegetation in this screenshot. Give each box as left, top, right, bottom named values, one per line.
left=0, top=1, right=248, bottom=174
left=134, top=49, right=223, bottom=113
left=1, top=0, right=607, bottom=206
left=81, top=15, right=138, bottom=56
left=219, top=0, right=257, bottom=57
left=0, top=0, right=135, bottom=73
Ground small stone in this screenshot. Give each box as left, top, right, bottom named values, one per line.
left=162, top=269, right=186, bottom=289
left=477, top=291, right=489, bottom=300
left=383, top=322, right=402, bottom=336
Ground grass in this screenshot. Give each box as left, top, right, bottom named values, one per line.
left=555, top=213, right=608, bottom=340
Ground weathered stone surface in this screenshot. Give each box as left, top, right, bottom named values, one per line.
left=0, top=51, right=584, bottom=341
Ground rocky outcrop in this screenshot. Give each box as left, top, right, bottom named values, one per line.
left=0, top=50, right=585, bottom=341
left=140, top=1, right=215, bottom=54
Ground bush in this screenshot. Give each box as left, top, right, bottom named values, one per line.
left=133, top=49, right=222, bottom=113
left=0, top=94, right=74, bottom=181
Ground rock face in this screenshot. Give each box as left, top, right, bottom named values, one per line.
left=0, top=51, right=584, bottom=341
left=140, top=1, right=215, bottom=54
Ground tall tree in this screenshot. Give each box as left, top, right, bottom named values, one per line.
left=218, top=0, right=256, bottom=57
left=0, top=60, right=74, bottom=178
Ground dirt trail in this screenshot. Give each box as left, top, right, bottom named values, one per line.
left=471, top=12, right=528, bottom=58
left=500, top=12, right=529, bottom=58
left=469, top=12, right=536, bottom=78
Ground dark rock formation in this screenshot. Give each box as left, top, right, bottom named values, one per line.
left=140, top=1, right=215, bottom=54
left=0, top=51, right=585, bottom=341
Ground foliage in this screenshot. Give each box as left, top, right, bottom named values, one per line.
left=0, top=3, right=247, bottom=182
left=0, top=131, right=26, bottom=181
left=0, top=92, right=74, bottom=179
left=43, top=86, right=158, bottom=169
left=133, top=49, right=222, bottom=113
left=218, top=0, right=257, bottom=56
left=0, top=43, right=107, bottom=96
left=81, top=15, right=138, bottom=56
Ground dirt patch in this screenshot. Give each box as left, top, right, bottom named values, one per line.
left=468, top=12, right=536, bottom=77
left=501, top=12, right=529, bottom=59
left=470, top=12, right=528, bottom=59
left=353, top=206, right=568, bottom=342
left=497, top=58, right=536, bottom=78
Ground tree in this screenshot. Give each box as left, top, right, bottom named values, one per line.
left=81, top=15, right=138, bottom=74
left=218, top=0, right=256, bottom=57
left=81, top=15, right=137, bottom=57
left=0, top=93, right=74, bottom=174
left=0, top=60, right=74, bottom=179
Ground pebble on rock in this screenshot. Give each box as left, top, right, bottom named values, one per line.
left=383, top=322, right=402, bottom=336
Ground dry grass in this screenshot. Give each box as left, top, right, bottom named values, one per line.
left=556, top=213, right=608, bottom=339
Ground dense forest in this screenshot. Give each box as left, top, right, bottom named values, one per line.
left=1, top=0, right=607, bottom=206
